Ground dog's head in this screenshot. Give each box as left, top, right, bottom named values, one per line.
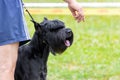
left=32, top=17, right=73, bottom=55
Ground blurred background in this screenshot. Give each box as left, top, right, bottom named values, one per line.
left=23, top=0, right=120, bottom=80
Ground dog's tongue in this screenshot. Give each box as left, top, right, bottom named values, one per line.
left=65, top=40, right=70, bottom=47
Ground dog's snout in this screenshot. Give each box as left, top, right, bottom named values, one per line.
left=66, top=29, right=72, bottom=33
left=66, top=28, right=72, bottom=36
left=66, top=28, right=72, bottom=33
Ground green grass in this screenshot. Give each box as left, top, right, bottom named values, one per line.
left=23, top=0, right=120, bottom=3
left=25, top=15, right=120, bottom=80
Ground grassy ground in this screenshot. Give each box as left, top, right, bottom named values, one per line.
left=25, top=14, right=120, bottom=80
left=23, top=0, right=120, bottom=3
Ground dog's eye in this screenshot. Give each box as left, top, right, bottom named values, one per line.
left=50, top=26, right=63, bottom=32
left=50, top=29, right=59, bottom=32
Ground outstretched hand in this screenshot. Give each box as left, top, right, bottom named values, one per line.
left=66, top=0, right=85, bottom=23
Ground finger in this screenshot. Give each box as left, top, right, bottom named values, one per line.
left=78, top=9, right=84, bottom=20
left=72, top=12, right=77, bottom=17
left=77, top=16, right=83, bottom=23
left=74, top=13, right=83, bottom=22
left=78, top=15, right=85, bottom=22
left=70, top=11, right=75, bottom=16
left=76, top=15, right=85, bottom=23
left=82, top=16, right=85, bottom=22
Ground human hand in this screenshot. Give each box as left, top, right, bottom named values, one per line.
left=67, top=1, right=85, bottom=23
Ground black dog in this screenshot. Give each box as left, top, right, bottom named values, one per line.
left=14, top=17, right=73, bottom=80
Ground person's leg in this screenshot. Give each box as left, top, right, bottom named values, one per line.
left=0, top=42, right=19, bottom=80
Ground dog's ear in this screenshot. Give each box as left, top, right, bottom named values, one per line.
left=39, top=18, right=49, bottom=30
left=44, top=17, right=48, bottom=21
left=31, top=20, right=41, bottom=31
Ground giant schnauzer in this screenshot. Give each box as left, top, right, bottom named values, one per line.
left=14, top=17, right=73, bottom=80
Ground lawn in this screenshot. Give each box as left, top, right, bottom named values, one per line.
left=25, top=14, right=120, bottom=80
left=23, top=0, right=120, bottom=3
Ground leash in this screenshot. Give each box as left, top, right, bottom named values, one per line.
left=21, top=0, right=35, bottom=22
left=24, top=7, right=35, bottom=22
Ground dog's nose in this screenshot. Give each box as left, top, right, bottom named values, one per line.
left=66, top=28, right=72, bottom=36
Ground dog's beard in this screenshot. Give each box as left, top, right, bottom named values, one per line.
left=45, top=28, right=73, bottom=54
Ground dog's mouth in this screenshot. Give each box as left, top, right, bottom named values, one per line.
left=65, top=40, right=71, bottom=47
left=64, top=35, right=73, bottom=47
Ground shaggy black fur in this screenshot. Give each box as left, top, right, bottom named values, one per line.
left=14, top=18, right=73, bottom=80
